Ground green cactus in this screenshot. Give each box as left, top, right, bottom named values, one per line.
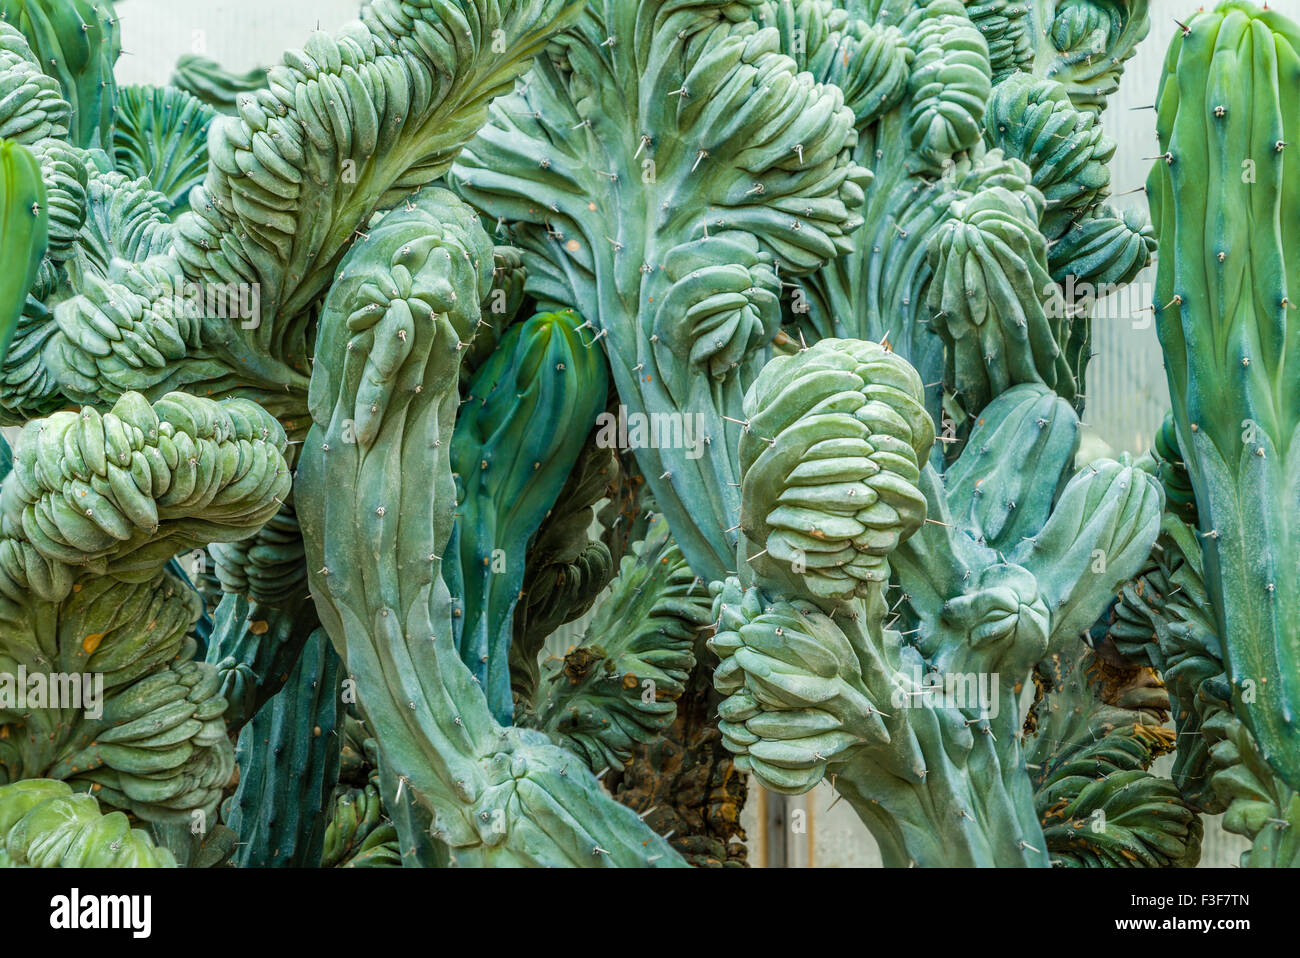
left=1025, top=642, right=1201, bottom=867
left=3, top=0, right=1281, bottom=873
left=204, top=497, right=316, bottom=733
left=965, top=0, right=1150, bottom=111
left=0, top=779, right=176, bottom=867
left=1147, top=0, right=1300, bottom=793
left=711, top=346, right=1163, bottom=865
left=1109, top=499, right=1299, bottom=867
left=454, top=0, right=870, bottom=581
left=527, top=517, right=709, bottom=772
left=224, top=628, right=343, bottom=867
left=170, top=55, right=267, bottom=114
left=509, top=434, right=617, bottom=696
left=443, top=309, right=609, bottom=722
left=0, top=390, right=290, bottom=835
left=296, top=185, right=684, bottom=866
left=112, top=86, right=214, bottom=215
left=0, top=0, right=120, bottom=149
left=0, top=137, right=46, bottom=363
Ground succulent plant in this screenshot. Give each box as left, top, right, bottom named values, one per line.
left=1148, top=0, right=1300, bottom=794
left=0, top=137, right=46, bottom=361
left=0, top=0, right=1294, bottom=873
left=0, top=779, right=176, bottom=867
left=0, top=0, right=120, bottom=150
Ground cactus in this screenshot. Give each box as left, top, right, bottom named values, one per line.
left=1147, top=0, right=1300, bottom=793
left=112, top=86, right=215, bottom=215
left=453, top=0, right=869, bottom=580
left=0, top=392, right=289, bottom=826
left=708, top=349, right=1163, bottom=865
left=223, top=628, right=343, bottom=867
left=0, top=0, right=120, bottom=149
left=7, top=0, right=1295, bottom=872
left=171, top=55, right=267, bottom=114
left=0, top=138, right=45, bottom=363
left=1025, top=641, right=1201, bottom=867
left=296, top=185, right=683, bottom=866
left=443, top=309, right=609, bottom=722
left=526, top=517, right=709, bottom=771
left=0, top=779, right=176, bottom=867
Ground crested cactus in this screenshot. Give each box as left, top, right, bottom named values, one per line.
left=0, top=779, right=176, bottom=867
left=0, top=0, right=120, bottom=150
left=1, top=0, right=1295, bottom=874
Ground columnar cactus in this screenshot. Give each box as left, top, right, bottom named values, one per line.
left=0, top=0, right=120, bottom=150
left=0, top=138, right=46, bottom=360
left=1147, top=0, right=1300, bottom=793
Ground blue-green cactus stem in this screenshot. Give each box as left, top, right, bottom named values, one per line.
left=1147, top=0, right=1300, bottom=792
left=0, top=0, right=120, bottom=149
left=454, top=0, right=870, bottom=580
left=0, top=138, right=46, bottom=363
left=297, top=186, right=684, bottom=866
left=443, top=309, right=608, bottom=723
left=225, top=628, right=343, bottom=867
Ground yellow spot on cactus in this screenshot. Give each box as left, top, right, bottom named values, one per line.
left=83, top=633, right=105, bottom=654
left=565, top=239, right=580, bottom=252
left=249, top=620, right=270, bottom=636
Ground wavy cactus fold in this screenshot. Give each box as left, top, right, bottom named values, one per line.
left=454, top=0, right=870, bottom=580
left=3, top=0, right=589, bottom=427
left=0, top=0, right=1282, bottom=874
left=527, top=518, right=709, bottom=772
left=965, top=0, right=1150, bottom=112
left=0, top=137, right=46, bottom=361
left=712, top=345, right=1162, bottom=866
left=0, top=0, right=121, bottom=149
left=0, top=779, right=176, bottom=867
left=0, top=390, right=289, bottom=826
